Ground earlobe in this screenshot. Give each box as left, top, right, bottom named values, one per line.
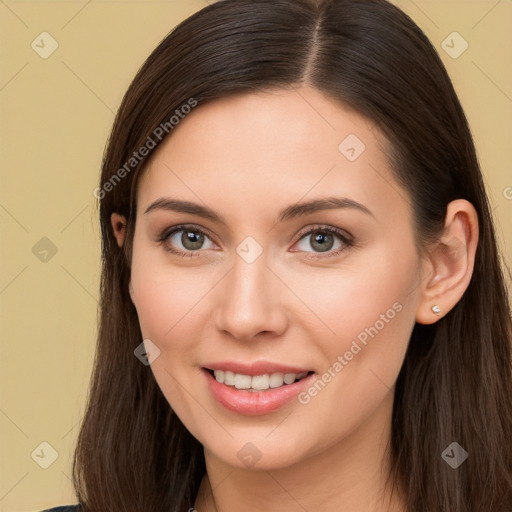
left=111, top=213, right=127, bottom=247
left=415, top=199, right=479, bottom=325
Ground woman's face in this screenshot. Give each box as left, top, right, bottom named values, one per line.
left=129, top=86, right=425, bottom=470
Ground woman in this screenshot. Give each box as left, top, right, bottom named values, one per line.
left=42, top=0, right=512, bottom=510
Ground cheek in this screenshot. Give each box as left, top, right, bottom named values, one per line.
left=288, top=254, right=418, bottom=450
left=289, top=245, right=419, bottom=379
left=129, top=247, right=215, bottom=356
left=131, top=272, right=187, bottom=339
left=129, top=248, right=212, bottom=416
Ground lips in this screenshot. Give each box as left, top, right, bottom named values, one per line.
left=202, top=361, right=316, bottom=415
left=204, top=361, right=312, bottom=376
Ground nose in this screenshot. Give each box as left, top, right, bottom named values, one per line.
left=213, top=251, right=288, bottom=342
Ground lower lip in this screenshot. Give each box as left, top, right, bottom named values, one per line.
left=203, top=368, right=316, bottom=416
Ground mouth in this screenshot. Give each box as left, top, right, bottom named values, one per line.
left=204, top=368, right=315, bottom=392
left=202, top=364, right=317, bottom=415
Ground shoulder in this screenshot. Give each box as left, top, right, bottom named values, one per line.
left=39, top=506, right=81, bottom=512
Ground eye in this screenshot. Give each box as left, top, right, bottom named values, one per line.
left=159, top=225, right=216, bottom=256
left=158, top=224, right=352, bottom=258
left=292, top=226, right=352, bottom=257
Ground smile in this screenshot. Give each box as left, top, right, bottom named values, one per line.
left=202, top=364, right=316, bottom=415
left=211, top=369, right=311, bottom=392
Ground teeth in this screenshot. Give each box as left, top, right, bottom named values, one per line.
left=251, top=374, right=269, bottom=390
left=213, top=369, right=310, bottom=391
left=234, top=374, right=252, bottom=389
left=283, top=373, right=297, bottom=384
left=269, top=372, right=284, bottom=388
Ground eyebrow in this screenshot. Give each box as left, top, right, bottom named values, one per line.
left=143, top=196, right=374, bottom=223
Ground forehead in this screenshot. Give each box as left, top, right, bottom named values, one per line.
left=136, top=87, right=409, bottom=225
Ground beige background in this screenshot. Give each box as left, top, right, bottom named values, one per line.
left=0, top=1, right=510, bottom=510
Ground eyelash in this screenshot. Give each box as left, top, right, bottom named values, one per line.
left=157, top=224, right=354, bottom=259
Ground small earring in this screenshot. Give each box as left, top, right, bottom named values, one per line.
left=432, top=305, right=441, bottom=316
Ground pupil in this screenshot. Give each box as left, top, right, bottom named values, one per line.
left=311, top=232, right=333, bottom=252
left=182, top=231, right=204, bottom=250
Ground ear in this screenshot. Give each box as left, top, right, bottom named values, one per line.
left=111, top=213, right=137, bottom=304
left=111, top=213, right=127, bottom=247
left=415, top=199, right=479, bottom=325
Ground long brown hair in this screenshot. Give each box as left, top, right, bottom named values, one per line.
left=73, top=0, right=512, bottom=510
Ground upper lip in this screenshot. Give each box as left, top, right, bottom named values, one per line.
left=203, top=361, right=313, bottom=376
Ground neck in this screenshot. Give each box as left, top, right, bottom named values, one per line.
left=194, top=390, right=405, bottom=512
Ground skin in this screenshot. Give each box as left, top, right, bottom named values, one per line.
left=111, top=86, right=478, bottom=511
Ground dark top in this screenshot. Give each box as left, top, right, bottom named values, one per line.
left=40, top=507, right=81, bottom=512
